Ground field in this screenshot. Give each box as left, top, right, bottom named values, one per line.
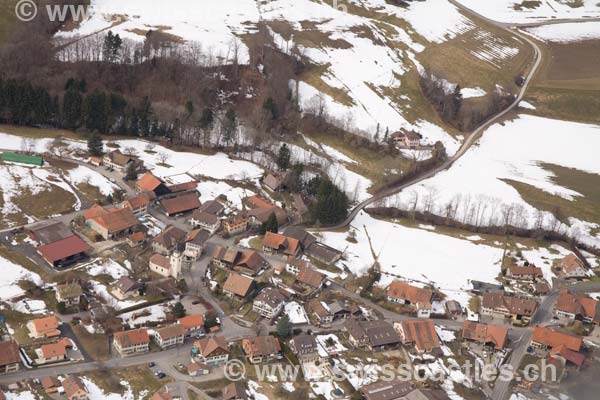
left=524, top=38, right=600, bottom=123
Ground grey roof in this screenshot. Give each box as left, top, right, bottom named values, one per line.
left=282, top=226, right=318, bottom=249
left=254, top=287, right=286, bottom=309
left=290, top=334, right=318, bottom=355
left=29, top=221, right=73, bottom=245
left=199, top=200, right=225, bottom=215
left=306, top=242, right=342, bottom=263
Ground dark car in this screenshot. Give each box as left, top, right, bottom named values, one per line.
left=157, top=372, right=166, bottom=379
left=148, top=362, right=155, bottom=368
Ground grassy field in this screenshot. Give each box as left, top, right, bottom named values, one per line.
left=503, top=163, right=600, bottom=226
left=524, top=38, right=600, bottom=124
left=0, top=0, right=17, bottom=44
left=84, top=366, right=167, bottom=397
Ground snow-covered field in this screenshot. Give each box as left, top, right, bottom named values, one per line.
left=82, top=259, right=130, bottom=280
left=385, top=114, right=600, bottom=248
left=318, top=211, right=503, bottom=305
left=0, top=255, right=43, bottom=301
left=526, top=21, right=600, bottom=42
left=455, top=0, right=600, bottom=23
left=56, top=0, right=260, bottom=63
left=68, top=166, right=119, bottom=196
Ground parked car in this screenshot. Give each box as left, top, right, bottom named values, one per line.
left=157, top=372, right=166, bottom=379
left=148, top=362, right=155, bottom=368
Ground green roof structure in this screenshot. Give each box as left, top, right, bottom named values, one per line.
left=1, top=152, right=44, bottom=166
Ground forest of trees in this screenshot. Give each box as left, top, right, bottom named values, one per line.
left=419, top=71, right=515, bottom=132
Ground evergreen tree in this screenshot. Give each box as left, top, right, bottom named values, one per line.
left=262, top=97, right=279, bottom=120
left=63, top=87, right=82, bottom=129
left=138, top=97, right=153, bottom=136
left=83, top=90, right=109, bottom=133
left=276, top=143, right=291, bottom=171
left=125, top=161, right=138, bottom=181
left=103, top=31, right=123, bottom=62
left=276, top=314, right=291, bottom=338
left=87, top=132, right=103, bottom=156
left=259, top=212, right=279, bottom=234
left=312, top=176, right=349, bottom=225
left=222, top=109, right=237, bottom=146
left=172, top=302, right=186, bottom=319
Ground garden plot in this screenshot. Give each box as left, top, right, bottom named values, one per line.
left=386, top=114, right=600, bottom=248
left=120, top=303, right=169, bottom=327
left=455, top=0, right=600, bottom=24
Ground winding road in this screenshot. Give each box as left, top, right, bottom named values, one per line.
left=318, top=3, right=543, bottom=232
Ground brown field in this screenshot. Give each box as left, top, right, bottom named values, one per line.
left=524, top=37, right=600, bottom=123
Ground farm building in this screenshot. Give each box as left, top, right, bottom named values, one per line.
left=1, top=152, right=43, bottom=166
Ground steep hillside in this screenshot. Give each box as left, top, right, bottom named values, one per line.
left=57, top=0, right=533, bottom=155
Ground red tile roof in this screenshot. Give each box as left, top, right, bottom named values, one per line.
left=85, top=205, right=138, bottom=234
left=462, top=321, right=508, bottom=350
left=178, top=314, right=205, bottom=330
left=386, top=281, right=433, bottom=307
left=37, top=235, right=90, bottom=263
left=532, top=327, right=582, bottom=352
left=114, top=329, right=150, bottom=347
left=162, top=193, right=201, bottom=215
left=263, top=232, right=299, bottom=255
left=137, top=172, right=164, bottom=192
left=398, top=319, right=440, bottom=352
left=0, top=341, right=20, bottom=367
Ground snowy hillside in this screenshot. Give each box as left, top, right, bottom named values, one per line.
left=455, top=0, right=600, bottom=23
left=56, top=0, right=525, bottom=153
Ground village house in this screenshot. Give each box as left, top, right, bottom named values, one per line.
left=386, top=281, right=433, bottom=318
left=212, top=246, right=267, bottom=276
left=305, top=242, right=343, bottom=265
left=84, top=204, right=138, bottom=240
left=184, top=229, right=210, bottom=261
left=161, top=193, right=201, bottom=217
left=113, top=329, right=150, bottom=357
left=177, top=314, right=205, bottom=338
left=306, top=298, right=333, bottom=327
left=360, top=380, right=448, bottom=400
left=193, top=336, right=229, bottom=365
left=392, top=130, right=422, bottom=148
left=531, top=327, right=582, bottom=352
left=153, top=324, right=186, bottom=349
left=246, top=206, right=288, bottom=228
left=0, top=341, right=20, bottom=374
left=289, top=334, right=320, bottom=364
left=136, top=172, right=171, bottom=197
left=282, top=227, right=318, bottom=251
left=223, top=382, right=248, bottom=400
left=296, top=267, right=326, bottom=292
left=149, top=251, right=187, bottom=279
left=189, top=210, right=221, bottom=234
left=41, top=376, right=61, bottom=394
left=393, top=319, right=440, bottom=353
left=222, top=215, right=249, bottom=235
left=263, top=174, right=283, bottom=192
left=252, top=288, right=286, bottom=319
left=127, top=231, right=146, bottom=247
left=555, top=254, right=588, bottom=279
left=63, top=375, right=90, bottom=400
left=470, top=280, right=504, bottom=295
left=242, top=336, right=283, bottom=364
left=198, top=200, right=225, bottom=216
left=120, top=192, right=153, bottom=216
left=88, top=156, right=103, bottom=167
left=531, top=327, right=586, bottom=369
left=344, top=319, right=401, bottom=351
left=507, top=265, right=543, bottom=282
left=103, top=150, right=143, bottom=173
left=461, top=321, right=508, bottom=351
left=222, top=272, right=255, bottom=300
left=481, top=292, right=538, bottom=325
left=27, top=316, right=60, bottom=339
left=262, top=231, right=300, bottom=257
left=555, top=290, right=600, bottom=324
left=285, top=257, right=312, bottom=275
left=187, top=362, right=209, bottom=377
left=55, top=282, right=83, bottom=307
left=36, top=234, right=90, bottom=268
left=152, top=226, right=187, bottom=255
left=35, top=338, right=73, bottom=364
left=112, top=276, right=142, bottom=300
